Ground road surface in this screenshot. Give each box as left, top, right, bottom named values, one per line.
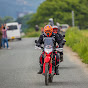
left=0, top=38, right=88, bottom=88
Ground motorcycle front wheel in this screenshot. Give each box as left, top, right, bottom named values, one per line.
left=45, top=63, right=49, bottom=85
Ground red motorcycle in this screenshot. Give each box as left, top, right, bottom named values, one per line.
left=35, top=37, right=63, bottom=85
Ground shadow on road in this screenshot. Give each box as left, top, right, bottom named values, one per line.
left=49, top=81, right=87, bottom=86
left=59, top=66, right=77, bottom=70
left=32, top=80, right=88, bottom=87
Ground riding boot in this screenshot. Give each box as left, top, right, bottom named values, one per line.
left=37, top=66, right=43, bottom=74
left=55, top=66, right=59, bottom=75
left=60, top=55, right=63, bottom=62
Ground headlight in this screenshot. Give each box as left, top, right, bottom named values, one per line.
left=44, top=48, right=53, bottom=54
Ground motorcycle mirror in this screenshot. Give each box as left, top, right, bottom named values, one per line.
left=35, top=40, right=38, bottom=43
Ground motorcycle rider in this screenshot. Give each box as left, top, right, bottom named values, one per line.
left=48, top=18, right=65, bottom=62
left=48, top=18, right=54, bottom=26
left=52, top=25, right=66, bottom=62
left=36, top=25, right=63, bottom=75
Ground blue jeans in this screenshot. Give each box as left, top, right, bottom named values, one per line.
left=2, top=38, right=9, bottom=48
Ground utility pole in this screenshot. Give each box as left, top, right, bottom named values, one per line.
left=72, top=11, right=75, bottom=27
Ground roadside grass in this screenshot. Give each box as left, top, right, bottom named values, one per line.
left=65, top=27, right=88, bottom=64
left=23, top=28, right=41, bottom=38
left=81, top=30, right=88, bottom=37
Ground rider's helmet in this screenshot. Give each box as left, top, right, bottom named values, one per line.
left=44, top=25, right=53, bottom=37
left=49, top=18, right=53, bottom=22
left=49, top=18, right=54, bottom=26
left=52, top=26, right=59, bottom=34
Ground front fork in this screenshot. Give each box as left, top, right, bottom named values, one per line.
left=43, top=58, right=52, bottom=74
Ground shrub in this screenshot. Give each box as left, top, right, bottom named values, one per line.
left=65, top=27, right=88, bottom=64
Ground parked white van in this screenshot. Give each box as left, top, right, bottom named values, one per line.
left=60, top=24, right=69, bottom=32
left=6, top=22, right=21, bottom=40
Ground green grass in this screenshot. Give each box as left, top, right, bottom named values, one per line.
left=23, top=28, right=41, bottom=38
left=65, top=27, right=88, bottom=64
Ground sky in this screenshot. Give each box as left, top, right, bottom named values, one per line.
left=0, top=0, right=45, bottom=18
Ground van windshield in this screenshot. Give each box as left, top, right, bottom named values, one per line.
left=60, top=26, right=68, bottom=29
left=62, top=26, right=68, bottom=29
left=8, top=25, right=17, bottom=30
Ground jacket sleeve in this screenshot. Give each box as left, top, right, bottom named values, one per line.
left=37, top=35, right=44, bottom=44
left=58, top=33, right=63, bottom=40
left=55, top=34, right=63, bottom=48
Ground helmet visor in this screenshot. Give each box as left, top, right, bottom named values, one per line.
left=53, top=28, right=58, bottom=33
left=45, top=30, right=52, bottom=36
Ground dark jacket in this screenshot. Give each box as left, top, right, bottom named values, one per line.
left=57, top=32, right=66, bottom=46
left=36, top=33, right=63, bottom=48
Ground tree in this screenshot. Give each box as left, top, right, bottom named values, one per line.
left=16, top=13, right=33, bottom=31
left=3, top=16, right=14, bottom=23
left=0, top=17, right=4, bottom=26
left=28, top=0, right=88, bottom=29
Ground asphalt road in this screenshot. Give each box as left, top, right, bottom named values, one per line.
left=0, top=38, right=88, bottom=88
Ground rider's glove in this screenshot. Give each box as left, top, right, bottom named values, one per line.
left=63, top=39, right=66, bottom=43
left=36, top=43, right=40, bottom=47
left=62, top=43, right=65, bottom=45
left=59, top=44, right=63, bottom=48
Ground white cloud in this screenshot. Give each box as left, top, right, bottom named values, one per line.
left=16, top=0, right=32, bottom=6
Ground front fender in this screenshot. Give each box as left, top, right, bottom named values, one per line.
left=44, top=56, right=50, bottom=63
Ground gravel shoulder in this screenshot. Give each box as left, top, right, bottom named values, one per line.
left=64, top=45, right=88, bottom=75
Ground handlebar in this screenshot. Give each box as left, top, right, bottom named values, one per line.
left=56, top=48, right=63, bottom=52
left=35, top=46, right=44, bottom=50
left=35, top=46, right=63, bottom=52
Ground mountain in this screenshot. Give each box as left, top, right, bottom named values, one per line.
left=0, top=0, right=45, bottom=18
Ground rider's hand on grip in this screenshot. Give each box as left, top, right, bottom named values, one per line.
left=36, top=43, right=40, bottom=47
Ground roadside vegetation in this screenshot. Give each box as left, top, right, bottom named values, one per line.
left=65, top=27, right=88, bottom=64
left=23, top=28, right=41, bottom=38
left=28, top=0, right=88, bottom=29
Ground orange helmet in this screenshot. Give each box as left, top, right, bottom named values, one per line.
left=44, top=25, right=53, bottom=37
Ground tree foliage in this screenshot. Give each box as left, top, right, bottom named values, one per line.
left=28, top=0, right=88, bottom=29
left=3, top=16, right=14, bottom=23
left=0, top=17, right=4, bottom=26
left=0, top=16, right=14, bottom=26
left=0, top=14, right=33, bottom=32
left=16, top=13, right=33, bottom=31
